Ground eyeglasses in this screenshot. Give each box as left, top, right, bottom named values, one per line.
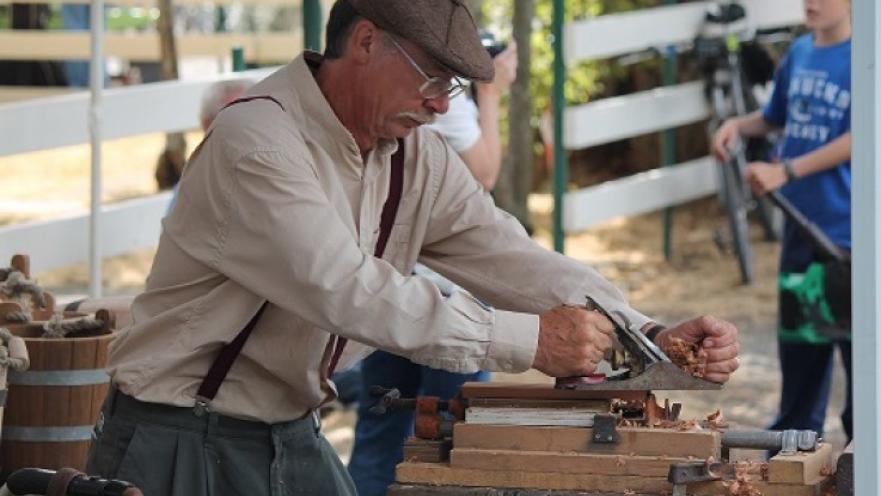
left=387, top=35, right=466, bottom=100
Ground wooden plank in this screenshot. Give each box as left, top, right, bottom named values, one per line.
left=768, top=442, right=835, bottom=484
left=453, top=423, right=721, bottom=459
left=562, top=156, right=717, bottom=233
left=389, top=484, right=620, bottom=496
left=565, top=0, right=804, bottom=62
left=396, top=461, right=672, bottom=494
left=467, top=398, right=610, bottom=410
left=459, top=382, right=648, bottom=402
left=450, top=448, right=689, bottom=477
left=465, top=407, right=598, bottom=427
left=396, top=463, right=829, bottom=496
left=0, top=31, right=301, bottom=63
left=403, top=438, right=452, bottom=463
left=563, top=81, right=709, bottom=150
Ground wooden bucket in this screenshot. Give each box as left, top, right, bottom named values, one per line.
left=0, top=310, right=114, bottom=477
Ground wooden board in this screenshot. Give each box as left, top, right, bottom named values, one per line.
left=459, top=382, right=648, bottom=402
left=389, top=483, right=636, bottom=495
left=450, top=448, right=689, bottom=477
left=396, top=462, right=828, bottom=496
left=453, top=423, right=721, bottom=459
left=467, top=398, right=610, bottom=410
left=768, top=442, right=835, bottom=484
left=404, top=438, right=452, bottom=463
left=465, top=407, right=598, bottom=427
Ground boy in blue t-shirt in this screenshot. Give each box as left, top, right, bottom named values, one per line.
left=712, top=0, right=852, bottom=439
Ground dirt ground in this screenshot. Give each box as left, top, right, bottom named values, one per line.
left=1, top=134, right=849, bottom=464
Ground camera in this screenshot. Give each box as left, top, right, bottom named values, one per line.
left=480, top=31, right=507, bottom=58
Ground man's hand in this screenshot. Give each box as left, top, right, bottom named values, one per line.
left=745, top=161, right=787, bottom=195
left=712, top=119, right=741, bottom=163
left=532, top=304, right=615, bottom=377
left=476, top=40, right=518, bottom=96
left=653, top=316, right=740, bottom=384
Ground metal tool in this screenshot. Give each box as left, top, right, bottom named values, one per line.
left=668, top=461, right=736, bottom=496
left=556, top=296, right=722, bottom=391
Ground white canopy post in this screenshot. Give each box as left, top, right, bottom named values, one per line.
left=852, top=0, right=880, bottom=493
left=88, top=0, right=104, bottom=297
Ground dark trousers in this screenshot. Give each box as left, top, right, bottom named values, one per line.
left=347, top=351, right=490, bottom=496
left=769, top=340, right=853, bottom=440
left=86, top=388, right=356, bottom=496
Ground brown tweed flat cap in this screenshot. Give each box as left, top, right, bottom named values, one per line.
left=348, top=0, right=494, bottom=82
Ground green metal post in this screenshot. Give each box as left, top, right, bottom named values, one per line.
left=303, top=0, right=322, bottom=52
left=232, top=46, right=245, bottom=72
left=661, top=42, right=677, bottom=260
left=552, top=0, right=567, bottom=253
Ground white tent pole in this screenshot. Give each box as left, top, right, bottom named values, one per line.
left=853, top=0, right=880, bottom=493
left=88, top=0, right=104, bottom=298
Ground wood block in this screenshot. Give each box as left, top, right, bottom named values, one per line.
left=396, top=461, right=672, bottom=494
left=388, top=483, right=625, bottom=495
left=453, top=423, right=721, bottom=459
left=465, top=407, right=599, bottom=427
left=403, top=438, right=452, bottom=463
left=768, top=442, right=835, bottom=484
left=467, top=398, right=611, bottom=410
left=460, top=382, right=647, bottom=402
left=450, top=448, right=689, bottom=477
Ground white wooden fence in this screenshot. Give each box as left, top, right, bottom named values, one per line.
left=560, top=0, right=803, bottom=233
left=0, top=0, right=804, bottom=274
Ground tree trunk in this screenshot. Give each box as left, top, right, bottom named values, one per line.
left=495, top=0, right=534, bottom=232
left=154, top=0, right=187, bottom=190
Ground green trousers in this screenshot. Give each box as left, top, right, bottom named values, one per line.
left=86, top=388, right=357, bottom=496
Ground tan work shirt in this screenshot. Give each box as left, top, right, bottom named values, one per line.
left=108, top=53, right=652, bottom=423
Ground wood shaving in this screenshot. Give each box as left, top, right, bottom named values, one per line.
left=623, top=490, right=636, bottom=496
left=662, top=336, right=709, bottom=378
left=615, top=455, right=626, bottom=467
left=722, top=461, right=765, bottom=496
left=820, top=465, right=834, bottom=476
left=705, top=409, right=730, bottom=430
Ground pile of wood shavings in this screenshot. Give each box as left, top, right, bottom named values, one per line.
left=663, top=336, right=709, bottom=378
left=723, top=461, right=768, bottom=496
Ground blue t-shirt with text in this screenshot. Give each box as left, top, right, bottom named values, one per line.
left=762, top=34, right=851, bottom=271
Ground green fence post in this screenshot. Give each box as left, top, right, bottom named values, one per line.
left=552, top=0, right=567, bottom=254
left=303, top=0, right=322, bottom=52
left=661, top=43, right=677, bottom=260
left=232, top=46, right=245, bottom=72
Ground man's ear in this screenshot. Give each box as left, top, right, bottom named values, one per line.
left=347, top=19, right=382, bottom=64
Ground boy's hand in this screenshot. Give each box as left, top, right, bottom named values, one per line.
left=653, top=316, right=740, bottom=384
left=712, top=119, right=741, bottom=163
left=745, top=161, right=787, bottom=195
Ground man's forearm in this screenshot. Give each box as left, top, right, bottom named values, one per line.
left=790, top=132, right=851, bottom=178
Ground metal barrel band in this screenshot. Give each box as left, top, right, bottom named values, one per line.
left=8, top=369, right=110, bottom=386
left=3, top=425, right=94, bottom=442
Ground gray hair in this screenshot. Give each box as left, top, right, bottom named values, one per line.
left=200, top=78, right=256, bottom=129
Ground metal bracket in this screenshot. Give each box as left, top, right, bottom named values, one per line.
left=591, top=414, right=619, bottom=444
left=668, top=461, right=736, bottom=496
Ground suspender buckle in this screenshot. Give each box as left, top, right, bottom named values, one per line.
left=193, top=395, right=211, bottom=417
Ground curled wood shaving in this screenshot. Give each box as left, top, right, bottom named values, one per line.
left=722, top=461, right=765, bottom=496
left=623, top=490, right=637, bottom=496
left=705, top=409, right=730, bottom=430
left=820, top=465, right=834, bottom=476
left=662, top=336, right=709, bottom=378
left=615, top=455, right=626, bottom=467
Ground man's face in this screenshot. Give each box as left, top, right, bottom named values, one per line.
left=363, top=33, right=455, bottom=140
left=803, top=0, right=850, bottom=32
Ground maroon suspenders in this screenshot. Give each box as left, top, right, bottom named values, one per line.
left=192, top=99, right=406, bottom=414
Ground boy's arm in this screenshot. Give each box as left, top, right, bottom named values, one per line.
left=745, top=133, right=852, bottom=194
left=712, top=111, right=781, bottom=162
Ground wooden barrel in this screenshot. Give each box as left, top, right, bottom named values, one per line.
left=1, top=310, right=114, bottom=478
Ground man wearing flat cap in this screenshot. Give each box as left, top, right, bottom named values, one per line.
left=86, top=1, right=741, bottom=494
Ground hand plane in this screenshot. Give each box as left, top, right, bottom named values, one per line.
left=555, top=296, right=721, bottom=391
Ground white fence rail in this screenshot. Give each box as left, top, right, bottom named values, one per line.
left=560, top=0, right=803, bottom=231
left=0, top=67, right=274, bottom=157
left=0, top=193, right=172, bottom=273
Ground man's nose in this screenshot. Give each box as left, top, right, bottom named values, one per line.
left=425, top=94, right=451, bottom=115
